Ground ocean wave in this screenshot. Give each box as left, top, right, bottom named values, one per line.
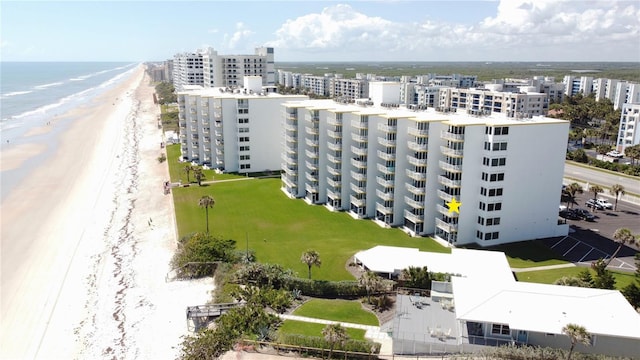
left=34, top=81, right=64, bottom=90
left=70, top=78, right=85, bottom=81
left=1, top=90, right=34, bottom=98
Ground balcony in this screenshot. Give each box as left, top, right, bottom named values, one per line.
left=376, top=203, right=394, bottom=215
left=408, top=141, right=428, bottom=152
left=327, top=177, right=341, bottom=188
left=440, top=130, right=464, bottom=142
left=378, top=123, right=397, bottom=133
left=351, top=158, right=367, bottom=168
left=438, top=160, right=462, bottom=173
left=214, top=131, right=223, bottom=138
left=378, top=137, right=396, bottom=147
left=305, top=149, right=319, bottom=159
left=350, top=183, right=366, bottom=194
left=407, top=155, right=427, bottom=167
left=305, top=126, right=319, bottom=135
left=327, top=130, right=343, bottom=139
left=406, top=183, right=425, bottom=195
left=438, top=175, right=461, bottom=188
left=214, top=121, right=223, bottom=128
left=350, top=194, right=366, bottom=206
left=284, top=134, right=297, bottom=143
left=405, top=196, right=425, bottom=209
left=406, top=169, right=426, bottom=181
left=327, top=153, right=342, bottom=164
left=305, top=138, right=319, bottom=147
left=376, top=189, right=394, bottom=201
left=377, top=164, right=395, bottom=174
left=282, top=166, right=298, bottom=176
left=404, top=209, right=424, bottom=224
left=305, top=171, right=318, bottom=182
left=281, top=153, right=297, bottom=165
left=327, top=142, right=342, bottom=151
left=435, top=218, right=458, bottom=233
left=376, top=177, right=394, bottom=188
left=351, top=133, right=368, bottom=142
left=283, top=123, right=297, bottom=131
left=437, top=204, right=458, bottom=218
left=282, top=176, right=297, bottom=188
left=327, top=189, right=341, bottom=199
left=327, top=165, right=341, bottom=176
left=305, top=183, right=319, bottom=193
left=351, top=119, right=368, bottom=129
left=377, top=150, right=395, bottom=161
left=440, top=146, right=463, bottom=157
left=408, top=127, right=429, bottom=137
left=327, top=117, right=342, bottom=126
left=306, top=160, right=318, bottom=170
left=351, top=145, right=368, bottom=156
left=351, top=170, right=367, bottom=181
left=437, top=190, right=455, bottom=202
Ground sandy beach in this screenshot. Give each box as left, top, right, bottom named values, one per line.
left=1, top=65, right=212, bottom=359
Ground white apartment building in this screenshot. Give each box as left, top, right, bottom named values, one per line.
left=281, top=82, right=569, bottom=247
left=329, top=77, right=369, bottom=100
left=177, top=76, right=307, bottom=173
left=439, top=86, right=548, bottom=118
left=613, top=82, right=640, bottom=110
left=617, top=103, right=640, bottom=152
left=301, top=75, right=330, bottom=96
left=563, top=75, right=594, bottom=97
left=173, top=47, right=275, bottom=91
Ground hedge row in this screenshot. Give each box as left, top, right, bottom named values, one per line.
left=277, top=333, right=380, bottom=359
left=285, top=278, right=368, bottom=298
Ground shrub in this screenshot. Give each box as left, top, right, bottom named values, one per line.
left=277, top=333, right=380, bottom=359
left=157, top=153, right=167, bottom=163
left=286, top=278, right=367, bottom=298
left=233, top=262, right=296, bottom=289
left=171, top=232, right=237, bottom=278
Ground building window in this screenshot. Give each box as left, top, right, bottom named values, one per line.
left=239, top=127, right=249, bottom=133
left=238, top=118, right=249, bottom=124
left=486, top=217, right=500, bottom=226
left=478, top=216, right=484, bottom=225
left=239, top=146, right=250, bottom=151
left=240, top=155, right=250, bottom=160
left=487, top=203, right=502, bottom=211
left=488, top=188, right=503, bottom=196
left=240, top=164, right=251, bottom=170
left=239, top=136, right=249, bottom=142
left=491, top=323, right=509, bottom=335
left=492, top=142, right=508, bottom=151
left=491, top=158, right=506, bottom=166
left=490, top=173, right=505, bottom=182
left=479, top=202, right=486, bottom=211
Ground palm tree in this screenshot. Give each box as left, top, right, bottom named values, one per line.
left=588, top=185, right=604, bottom=211
left=198, top=195, right=215, bottom=233
left=609, top=228, right=637, bottom=266
left=358, top=271, right=382, bottom=303
left=322, top=323, right=347, bottom=359
left=564, top=182, right=583, bottom=209
left=562, top=323, right=591, bottom=360
left=300, top=249, right=321, bottom=279
left=400, top=266, right=431, bottom=289
left=609, top=184, right=625, bottom=211
left=193, top=167, right=205, bottom=186
left=184, top=164, right=194, bottom=183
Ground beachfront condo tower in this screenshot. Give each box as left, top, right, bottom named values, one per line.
left=281, top=82, right=570, bottom=247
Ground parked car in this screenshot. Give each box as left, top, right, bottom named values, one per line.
left=559, top=209, right=581, bottom=220
left=606, top=150, right=624, bottom=158
left=585, top=199, right=605, bottom=210
left=573, top=208, right=596, bottom=221
left=586, top=198, right=613, bottom=210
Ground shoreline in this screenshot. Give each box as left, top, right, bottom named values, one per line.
left=1, top=65, right=212, bottom=359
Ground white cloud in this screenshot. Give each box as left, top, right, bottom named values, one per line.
left=223, top=22, right=255, bottom=50
left=267, top=1, right=640, bottom=61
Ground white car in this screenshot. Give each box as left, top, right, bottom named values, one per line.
left=588, top=198, right=614, bottom=210
left=606, top=150, right=624, bottom=158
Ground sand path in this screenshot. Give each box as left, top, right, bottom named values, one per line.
left=1, top=65, right=212, bottom=359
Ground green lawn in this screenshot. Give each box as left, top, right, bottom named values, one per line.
left=292, top=299, right=378, bottom=326
left=278, top=320, right=366, bottom=341
left=516, top=266, right=636, bottom=290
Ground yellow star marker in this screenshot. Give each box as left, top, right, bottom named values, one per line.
left=447, top=197, right=462, bottom=214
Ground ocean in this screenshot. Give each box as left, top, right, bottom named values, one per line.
left=0, top=62, right=138, bottom=139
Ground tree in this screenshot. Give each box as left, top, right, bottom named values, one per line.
left=595, top=143, right=611, bottom=155
left=400, top=266, right=431, bottom=289
left=622, top=254, right=640, bottom=309
left=588, top=185, right=604, bottom=211
left=624, top=144, right=640, bottom=166
left=564, top=183, right=583, bottom=209
left=358, top=271, right=382, bottom=303
left=184, top=164, right=194, bottom=183
left=562, top=323, right=591, bottom=360
left=193, top=167, right=205, bottom=186
left=609, top=184, right=625, bottom=211
left=322, top=323, right=348, bottom=359
left=553, top=276, right=590, bottom=288
left=198, top=195, right=215, bottom=233
left=609, top=228, right=637, bottom=266
left=300, top=249, right=321, bottom=279
left=590, top=259, right=615, bottom=289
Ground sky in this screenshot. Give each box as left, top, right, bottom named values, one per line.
left=1, top=0, right=639, bottom=62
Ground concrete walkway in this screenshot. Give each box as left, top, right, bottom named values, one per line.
left=511, top=263, right=577, bottom=273
left=279, top=314, right=393, bottom=356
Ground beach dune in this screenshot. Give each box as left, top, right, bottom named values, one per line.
left=1, top=65, right=212, bottom=359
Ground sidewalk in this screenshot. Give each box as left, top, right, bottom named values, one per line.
left=511, top=263, right=577, bottom=273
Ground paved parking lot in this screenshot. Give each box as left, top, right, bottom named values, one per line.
left=543, top=192, right=640, bottom=272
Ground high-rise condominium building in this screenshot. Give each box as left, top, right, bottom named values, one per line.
left=281, top=82, right=569, bottom=247
left=173, top=47, right=275, bottom=91
left=177, top=76, right=307, bottom=173
left=617, top=103, right=640, bottom=152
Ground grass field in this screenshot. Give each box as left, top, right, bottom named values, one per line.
left=292, top=299, right=379, bottom=326
left=278, top=320, right=366, bottom=341
left=516, top=266, right=635, bottom=290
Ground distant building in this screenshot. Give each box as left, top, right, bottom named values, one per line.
left=177, top=76, right=307, bottom=173
left=617, top=103, right=640, bottom=152
left=281, top=82, right=569, bottom=247
left=438, top=86, right=548, bottom=118
left=172, top=47, right=275, bottom=91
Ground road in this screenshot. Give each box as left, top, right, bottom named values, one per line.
left=564, top=162, right=640, bottom=195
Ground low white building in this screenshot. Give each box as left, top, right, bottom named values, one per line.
left=354, top=245, right=640, bottom=358
left=177, top=76, right=307, bottom=173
